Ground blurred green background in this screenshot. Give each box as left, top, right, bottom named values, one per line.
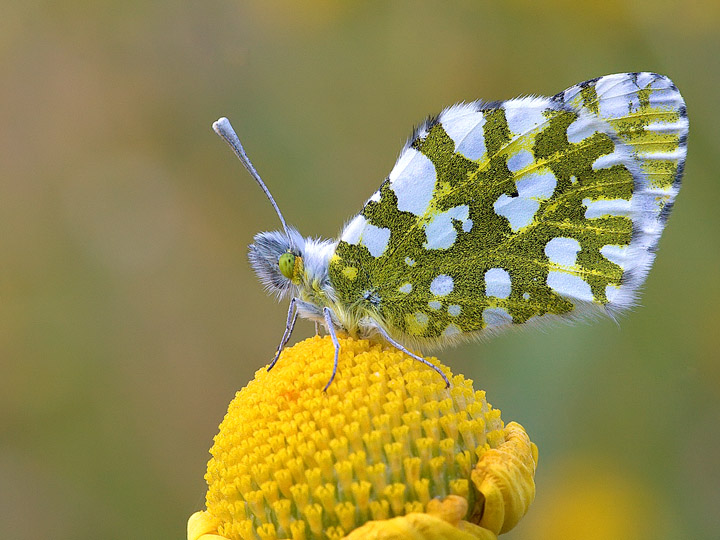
left=2, top=1, right=719, bottom=539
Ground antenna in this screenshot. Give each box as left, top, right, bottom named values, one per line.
left=212, top=117, right=290, bottom=237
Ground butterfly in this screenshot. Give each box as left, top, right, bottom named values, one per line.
left=213, top=72, right=687, bottom=390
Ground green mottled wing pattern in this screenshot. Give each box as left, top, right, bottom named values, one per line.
left=328, top=73, right=687, bottom=347
left=557, top=73, right=685, bottom=219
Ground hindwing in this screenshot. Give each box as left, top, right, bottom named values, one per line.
left=328, top=73, right=687, bottom=346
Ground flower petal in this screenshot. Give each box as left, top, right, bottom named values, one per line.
left=187, top=511, right=225, bottom=540
left=344, top=501, right=496, bottom=539
left=471, top=422, right=538, bottom=534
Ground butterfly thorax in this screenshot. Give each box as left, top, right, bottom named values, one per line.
left=298, top=238, right=383, bottom=337
left=293, top=237, right=336, bottom=304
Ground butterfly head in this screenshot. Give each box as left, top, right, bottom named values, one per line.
left=212, top=117, right=308, bottom=298
left=248, top=228, right=306, bottom=299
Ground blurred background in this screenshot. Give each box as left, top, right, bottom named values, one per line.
left=2, top=1, right=718, bottom=538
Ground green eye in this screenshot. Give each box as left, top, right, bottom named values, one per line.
left=278, top=252, right=295, bottom=279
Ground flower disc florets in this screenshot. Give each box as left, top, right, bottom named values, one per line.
left=189, top=336, right=537, bottom=540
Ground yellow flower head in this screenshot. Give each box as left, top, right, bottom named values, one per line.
left=188, top=336, right=537, bottom=540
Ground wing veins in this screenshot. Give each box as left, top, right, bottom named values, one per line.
left=379, top=113, right=625, bottom=265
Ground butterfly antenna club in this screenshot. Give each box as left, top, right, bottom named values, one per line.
left=212, top=117, right=291, bottom=237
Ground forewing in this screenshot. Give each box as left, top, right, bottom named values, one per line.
left=329, top=73, right=686, bottom=346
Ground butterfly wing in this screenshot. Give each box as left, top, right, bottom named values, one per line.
left=556, top=72, right=686, bottom=222
left=328, top=73, right=687, bottom=347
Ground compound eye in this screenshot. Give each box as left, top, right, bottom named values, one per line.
left=278, top=252, right=296, bottom=279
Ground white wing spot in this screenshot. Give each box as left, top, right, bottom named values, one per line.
left=430, top=274, right=454, bottom=296
left=485, top=268, right=511, bottom=299
left=448, top=304, right=461, bottom=317
left=414, top=312, right=429, bottom=327
left=507, top=149, right=534, bottom=173
left=423, top=205, right=471, bottom=250
left=592, top=149, right=627, bottom=171
left=360, top=223, right=391, bottom=257
left=582, top=197, right=632, bottom=219
left=483, top=307, right=513, bottom=327
left=443, top=323, right=462, bottom=337
left=404, top=257, right=415, bottom=266
left=399, top=283, right=412, bottom=294
left=600, top=244, right=627, bottom=267
left=644, top=149, right=685, bottom=161
left=504, top=97, right=550, bottom=135
left=544, top=237, right=581, bottom=267
left=389, top=148, right=436, bottom=216
left=462, top=219, right=473, bottom=232
left=428, top=300, right=442, bottom=310
left=522, top=292, right=531, bottom=300
left=646, top=119, right=688, bottom=134
left=440, top=104, right=487, bottom=160
left=341, top=216, right=391, bottom=258
left=596, top=74, right=640, bottom=118
left=547, top=271, right=594, bottom=302
left=605, top=284, right=622, bottom=303
left=517, top=170, right=557, bottom=198
left=566, top=114, right=600, bottom=143
left=494, top=169, right=557, bottom=232
left=494, top=195, right=540, bottom=232
left=341, top=215, right=366, bottom=244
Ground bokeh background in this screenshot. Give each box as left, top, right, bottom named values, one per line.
left=2, top=1, right=719, bottom=539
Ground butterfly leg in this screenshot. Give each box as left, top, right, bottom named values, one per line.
left=322, top=307, right=340, bottom=392
left=374, top=325, right=450, bottom=388
left=314, top=321, right=320, bottom=336
left=268, top=298, right=299, bottom=371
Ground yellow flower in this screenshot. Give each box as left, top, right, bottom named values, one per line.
left=188, top=335, right=537, bottom=540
